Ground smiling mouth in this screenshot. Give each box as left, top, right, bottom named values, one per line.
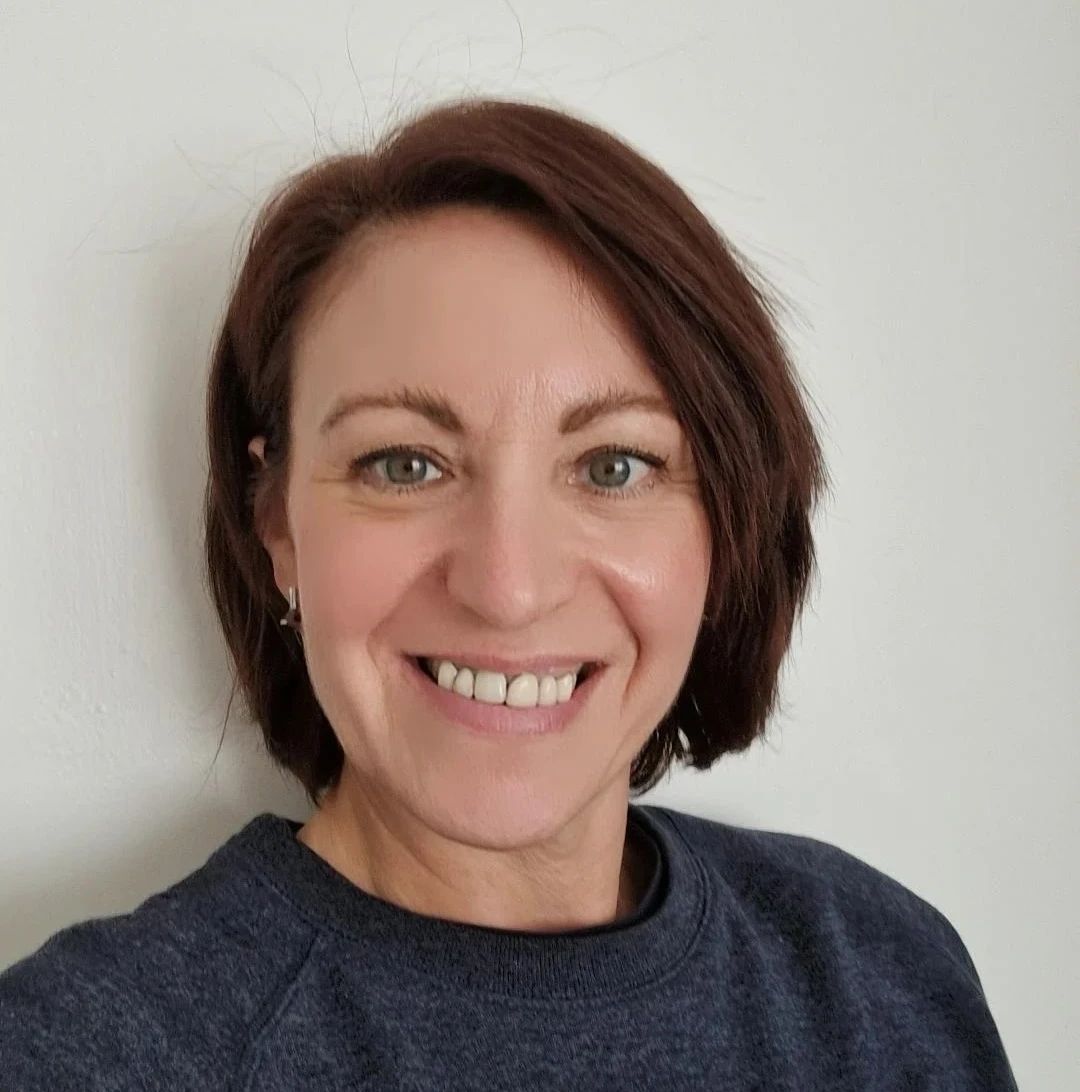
left=411, top=656, right=601, bottom=684
left=400, top=650, right=606, bottom=734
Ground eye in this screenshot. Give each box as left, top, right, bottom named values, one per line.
left=348, top=446, right=443, bottom=493
left=581, top=446, right=667, bottom=500
left=586, top=449, right=646, bottom=489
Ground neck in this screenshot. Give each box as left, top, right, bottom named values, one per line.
left=297, top=769, right=645, bottom=933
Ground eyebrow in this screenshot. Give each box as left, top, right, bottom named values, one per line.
left=319, top=384, right=677, bottom=437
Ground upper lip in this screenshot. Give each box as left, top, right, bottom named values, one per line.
left=411, top=652, right=603, bottom=677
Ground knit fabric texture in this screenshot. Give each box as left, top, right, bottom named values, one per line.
left=0, top=803, right=1018, bottom=1090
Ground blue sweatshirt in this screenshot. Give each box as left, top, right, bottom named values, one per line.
left=0, top=803, right=1018, bottom=1090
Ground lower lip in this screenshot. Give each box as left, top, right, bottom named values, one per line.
left=401, top=655, right=605, bottom=737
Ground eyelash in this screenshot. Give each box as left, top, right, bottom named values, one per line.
left=347, top=444, right=668, bottom=501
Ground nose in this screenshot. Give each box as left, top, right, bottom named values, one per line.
left=442, top=460, right=578, bottom=630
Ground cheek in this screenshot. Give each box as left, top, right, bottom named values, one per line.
left=294, top=509, right=427, bottom=639
left=598, top=506, right=712, bottom=659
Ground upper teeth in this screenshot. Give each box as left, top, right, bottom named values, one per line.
left=424, top=658, right=586, bottom=708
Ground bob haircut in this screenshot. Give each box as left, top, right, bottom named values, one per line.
left=203, top=95, right=829, bottom=806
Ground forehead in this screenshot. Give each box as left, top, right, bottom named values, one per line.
left=290, top=206, right=668, bottom=435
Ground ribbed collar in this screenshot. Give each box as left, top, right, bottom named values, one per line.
left=225, top=802, right=709, bottom=1001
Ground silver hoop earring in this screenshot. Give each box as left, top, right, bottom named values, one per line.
left=279, top=585, right=302, bottom=641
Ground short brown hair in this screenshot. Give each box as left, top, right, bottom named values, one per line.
left=202, top=95, right=829, bottom=806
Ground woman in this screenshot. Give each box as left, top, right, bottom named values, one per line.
left=0, top=96, right=1017, bottom=1089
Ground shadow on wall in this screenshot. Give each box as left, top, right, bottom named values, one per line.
left=146, top=212, right=252, bottom=720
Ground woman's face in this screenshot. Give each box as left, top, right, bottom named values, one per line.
left=253, top=205, right=711, bottom=844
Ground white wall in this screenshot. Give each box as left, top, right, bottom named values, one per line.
left=1, top=1, right=1075, bottom=1086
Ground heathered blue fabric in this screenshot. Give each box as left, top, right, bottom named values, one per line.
left=0, top=803, right=1018, bottom=1090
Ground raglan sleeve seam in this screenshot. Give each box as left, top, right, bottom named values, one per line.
left=226, top=926, right=324, bottom=1092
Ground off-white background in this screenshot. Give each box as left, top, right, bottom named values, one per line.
left=1, top=1, right=1076, bottom=1087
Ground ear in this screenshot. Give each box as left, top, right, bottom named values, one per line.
left=247, top=435, right=297, bottom=596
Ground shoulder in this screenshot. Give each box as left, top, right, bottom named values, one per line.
left=648, top=804, right=1019, bottom=1086
left=0, top=818, right=319, bottom=1091
left=650, top=802, right=979, bottom=975
left=645, top=804, right=1021, bottom=1088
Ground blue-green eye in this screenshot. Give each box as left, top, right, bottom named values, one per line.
left=360, top=450, right=441, bottom=490
left=581, top=447, right=667, bottom=500
left=587, top=450, right=647, bottom=490
left=346, top=447, right=443, bottom=495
